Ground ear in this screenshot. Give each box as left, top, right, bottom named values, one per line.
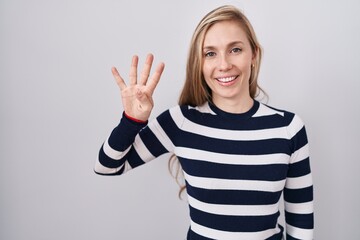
left=252, top=47, right=258, bottom=62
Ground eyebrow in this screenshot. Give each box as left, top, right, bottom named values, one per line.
left=203, top=41, right=245, bottom=51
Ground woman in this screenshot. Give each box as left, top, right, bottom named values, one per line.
left=95, top=5, right=314, bottom=240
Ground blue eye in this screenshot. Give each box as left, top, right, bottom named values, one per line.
left=205, top=51, right=216, bottom=57
left=231, top=48, right=242, bottom=53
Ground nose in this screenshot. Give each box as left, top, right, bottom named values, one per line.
left=218, top=54, right=232, bottom=71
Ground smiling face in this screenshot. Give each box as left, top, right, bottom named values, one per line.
left=202, top=20, right=255, bottom=111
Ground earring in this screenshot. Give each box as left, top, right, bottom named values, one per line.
left=251, top=64, right=255, bottom=68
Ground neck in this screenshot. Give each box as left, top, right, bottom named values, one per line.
left=212, top=96, right=254, bottom=114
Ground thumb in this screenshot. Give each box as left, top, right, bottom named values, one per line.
left=136, top=89, right=146, bottom=101
left=136, top=89, right=153, bottom=107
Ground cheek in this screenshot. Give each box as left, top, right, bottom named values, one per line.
left=202, top=62, right=214, bottom=80
left=203, top=73, right=212, bottom=87
left=240, top=61, right=252, bottom=75
left=202, top=63, right=208, bottom=76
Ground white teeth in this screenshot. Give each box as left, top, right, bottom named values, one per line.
left=217, top=76, right=236, bottom=82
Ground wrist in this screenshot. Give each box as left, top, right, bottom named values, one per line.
left=123, top=112, right=148, bottom=124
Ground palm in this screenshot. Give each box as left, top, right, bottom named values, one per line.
left=112, top=54, right=165, bottom=121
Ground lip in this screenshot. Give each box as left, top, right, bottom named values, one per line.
left=215, top=75, right=239, bottom=85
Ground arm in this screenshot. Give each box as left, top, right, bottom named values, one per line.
left=284, top=115, right=314, bottom=240
left=95, top=113, right=147, bottom=175
left=94, top=54, right=165, bottom=175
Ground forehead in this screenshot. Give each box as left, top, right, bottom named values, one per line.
left=203, top=20, right=249, bottom=46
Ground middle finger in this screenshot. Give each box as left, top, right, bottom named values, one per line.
left=129, top=55, right=139, bottom=86
left=139, top=53, right=154, bottom=85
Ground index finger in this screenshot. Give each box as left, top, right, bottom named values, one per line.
left=146, top=62, right=165, bottom=95
left=111, top=67, right=127, bottom=90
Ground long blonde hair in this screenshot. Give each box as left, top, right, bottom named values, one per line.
left=169, top=5, right=264, bottom=197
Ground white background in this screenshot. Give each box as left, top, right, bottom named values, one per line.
left=1, top=0, right=359, bottom=239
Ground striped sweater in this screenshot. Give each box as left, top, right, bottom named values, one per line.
left=95, top=100, right=314, bottom=240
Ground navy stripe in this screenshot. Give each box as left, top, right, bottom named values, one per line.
left=190, top=205, right=280, bottom=232
left=139, top=127, right=168, bottom=157
left=180, top=158, right=288, bottom=181
left=156, top=110, right=182, bottom=144
left=284, top=186, right=313, bottom=203
left=287, top=158, right=311, bottom=177
left=98, top=145, right=125, bottom=168
left=285, top=211, right=314, bottom=229
left=176, top=134, right=291, bottom=155
left=108, top=117, right=146, bottom=151
left=286, top=234, right=301, bottom=240
left=291, top=127, right=308, bottom=152
left=127, top=150, right=146, bottom=169
left=93, top=167, right=124, bottom=176
left=187, top=227, right=284, bottom=240
left=186, top=182, right=283, bottom=205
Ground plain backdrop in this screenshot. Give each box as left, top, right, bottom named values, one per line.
left=1, top=0, right=359, bottom=239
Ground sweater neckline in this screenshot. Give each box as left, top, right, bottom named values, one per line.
left=208, top=100, right=259, bottom=120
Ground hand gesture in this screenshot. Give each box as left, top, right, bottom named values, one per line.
left=112, top=54, right=165, bottom=122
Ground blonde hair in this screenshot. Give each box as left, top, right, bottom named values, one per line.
left=179, top=5, right=264, bottom=106
left=169, top=5, right=264, bottom=197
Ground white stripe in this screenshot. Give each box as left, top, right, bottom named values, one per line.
left=188, top=195, right=279, bottom=216
left=147, top=119, right=174, bottom=152
left=253, top=103, right=284, bottom=117
left=175, top=147, right=290, bottom=165
left=191, top=220, right=281, bottom=240
left=133, top=135, right=155, bottom=163
left=184, top=172, right=286, bottom=192
left=122, top=161, right=133, bottom=173
left=285, top=201, right=314, bottom=214
left=285, top=173, right=313, bottom=189
left=286, top=224, right=313, bottom=240
left=103, top=137, right=131, bottom=160
left=287, top=114, right=304, bottom=139
left=190, top=103, right=216, bottom=115
left=169, top=107, right=289, bottom=141
left=290, top=144, right=309, bottom=164
left=94, top=161, right=124, bottom=174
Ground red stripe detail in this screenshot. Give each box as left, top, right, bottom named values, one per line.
left=124, top=112, right=147, bottom=124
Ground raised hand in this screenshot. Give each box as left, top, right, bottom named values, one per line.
left=112, top=54, right=165, bottom=122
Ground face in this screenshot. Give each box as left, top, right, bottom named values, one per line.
left=202, top=20, right=254, bottom=108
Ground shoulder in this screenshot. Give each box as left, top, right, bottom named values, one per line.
left=256, top=102, right=306, bottom=138
left=256, top=102, right=303, bottom=123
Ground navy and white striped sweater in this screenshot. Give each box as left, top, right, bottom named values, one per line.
left=95, top=100, right=314, bottom=240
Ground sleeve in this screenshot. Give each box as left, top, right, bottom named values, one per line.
left=284, top=114, right=314, bottom=240
left=94, top=111, right=173, bottom=175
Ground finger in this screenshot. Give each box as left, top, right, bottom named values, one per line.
left=146, top=62, right=165, bottom=95
left=111, top=67, right=127, bottom=90
left=139, top=53, right=154, bottom=85
left=129, top=55, right=138, bottom=86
